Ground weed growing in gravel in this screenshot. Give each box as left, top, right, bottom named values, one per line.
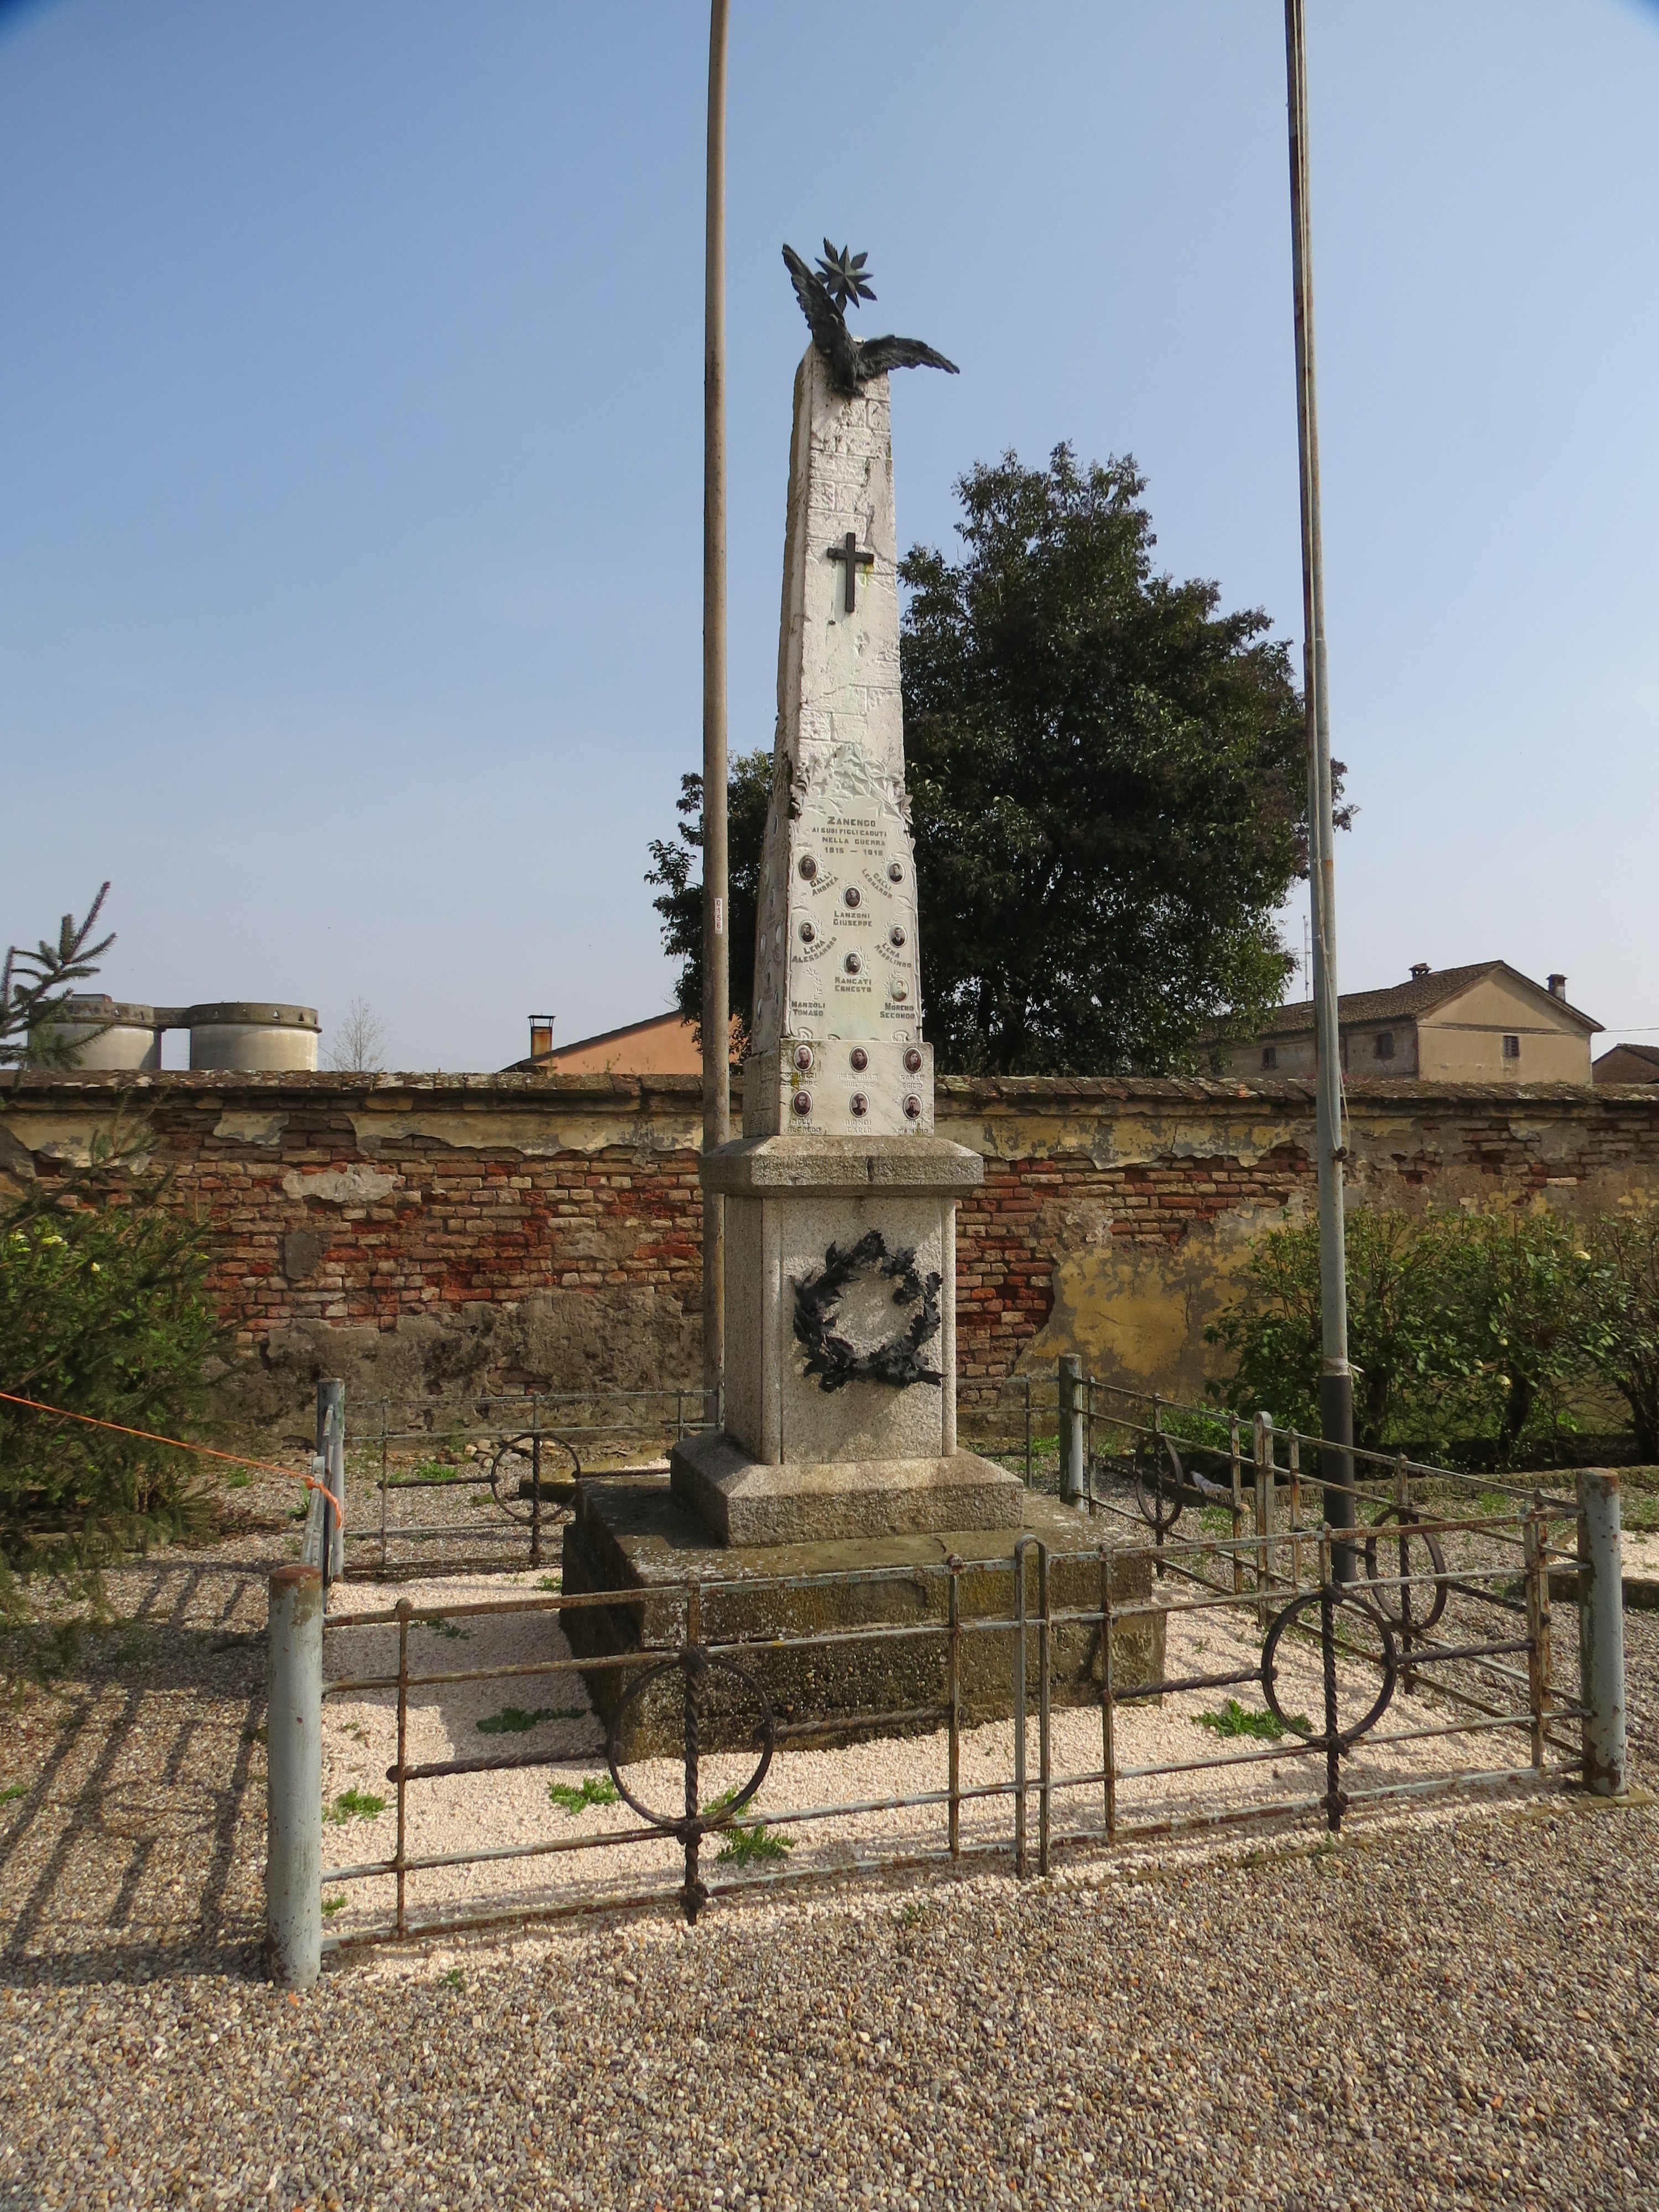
left=439, top=1968, right=465, bottom=1990
left=477, top=1704, right=586, bottom=1734
left=421, top=1619, right=469, bottom=1641
left=0, top=1781, right=25, bottom=1804
left=548, top=1775, right=618, bottom=1815
left=225, top=1470, right=251, bottom=1489
left=1198, top=1505, right=1236, bottom=1536
left=536, top=1575, right=561, bottom=1592
left=325, top=1788, right=387, bottom=1824
left=705, top=1788, right=793, bottom=1866
left=322, top=1897, right=347, bottom=1917
left=1193, top=1698, right=1309, bottom=1743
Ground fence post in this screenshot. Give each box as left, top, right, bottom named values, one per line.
left=1523, top=1504, right=1550, bottom=1775
left=316, top=1379, right=345, bottom=1587
left=1013, top=1536, right=1031, bottom=1877
left=1253, top=1412, right=1274, bottom=1625
left=267, top=1565, right=323, bottom=1989
left=1036, top=1542, right=1052, bottom=1876
left=1577, top=1470, right=1627, bottom=1798
left=946, top=1556, right=962, bottom=1860
left=1287, top=1430, right=1302, bottom=1593
left=1058, top=1355, right=1085, bottom=1507
left=1099, top=1547, right=1117, bottom=1841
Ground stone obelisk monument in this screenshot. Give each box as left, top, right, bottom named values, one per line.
left=670, top=246, right=1022, bottom=1545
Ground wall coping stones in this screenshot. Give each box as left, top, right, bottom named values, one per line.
left=7, top=1067, right=1657, bottom=1115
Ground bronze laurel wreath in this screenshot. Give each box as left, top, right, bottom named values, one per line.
left=792, top=1228, right=942, bottom=1392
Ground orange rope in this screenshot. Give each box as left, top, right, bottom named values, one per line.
left=0, top=1387, right=345, bottom=1526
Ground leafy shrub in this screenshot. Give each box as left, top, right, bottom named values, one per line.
left=1584, top=1212, right=1659, bottom=1460
left=1, top=1193, right=225, bottom=1619
left=1206, top=1206, right=1597, bottom=1463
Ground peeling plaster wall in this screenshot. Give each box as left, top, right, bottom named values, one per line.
left=6, top=1069, right=1658, bottom=1436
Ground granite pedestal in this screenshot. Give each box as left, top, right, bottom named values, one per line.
left=561, top=1474, right=1164, bottom=1760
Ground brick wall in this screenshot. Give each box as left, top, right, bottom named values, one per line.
left=7, top=1068, right=1658, bottom=1434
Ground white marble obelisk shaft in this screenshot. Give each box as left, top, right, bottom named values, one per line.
left=746, top=346, right=931, bottom=1139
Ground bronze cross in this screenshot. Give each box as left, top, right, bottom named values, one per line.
left=826, top=531, right=876, bottom=614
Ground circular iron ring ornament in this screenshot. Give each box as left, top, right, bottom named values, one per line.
left=604, top=1646, right=776, bottom=1924
left=1131, top=1432, right=1187, bottom=1536
left=1260, top=1588, right=1399, bottom=1749
left=1361, top=1505, right=1449, bottom=1634
left=487, top=1432, right=581, bottom=1523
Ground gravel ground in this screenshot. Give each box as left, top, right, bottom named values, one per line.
left=2, top=1464, right=1656, bottom=2210
left=2, top=1798, right=1656, bottom=2210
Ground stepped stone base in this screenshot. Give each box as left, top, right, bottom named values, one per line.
left=669, top=1431, right=1025, bottom=1547
left=560, top=1474, right=1164, bottom=1761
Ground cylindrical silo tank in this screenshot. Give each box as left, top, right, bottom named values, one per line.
left=34, top=996, right=161, bottom=1070
left=187, top=1003, right=320, bottom=1071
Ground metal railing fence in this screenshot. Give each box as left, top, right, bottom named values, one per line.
left=301, top=1384, right=719, bottom=1581
left=264, top=1485, right=1620, bottom=1984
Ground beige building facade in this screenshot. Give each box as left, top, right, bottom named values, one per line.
left=1211, top=961, right=1601, bottom=1086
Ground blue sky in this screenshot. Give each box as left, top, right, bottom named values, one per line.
left=2, top=1, right=1656, bottom=1070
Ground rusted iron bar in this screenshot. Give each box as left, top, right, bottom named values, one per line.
left=394, top=1599, right=410, bottom=1937
left=1013, top=1536, right=1031, bottom=1877
left=1038, top=1543, right=1053, bottom=1875
left=947, top=1554, right=962, bottom=1859
left=326, top=1819, right=669, bottom=1885
left=1100, top=1547, right=1117, bottom=1842
left=1525, top=1501, right=1551, bottom=1772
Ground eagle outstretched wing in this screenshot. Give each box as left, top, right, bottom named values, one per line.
left=782, top=244, right=848, bottom=358
left=855, top=336, right=960, bottom=379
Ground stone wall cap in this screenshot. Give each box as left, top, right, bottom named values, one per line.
left=700, top=1133, right=984, bottom=1196
left=0, top=1066, right=1647, bottom=1118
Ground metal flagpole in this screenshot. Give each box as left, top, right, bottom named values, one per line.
left=701, top=0, right=731, bottom=1413
left=1284, top=0, right=1354, bottom=1571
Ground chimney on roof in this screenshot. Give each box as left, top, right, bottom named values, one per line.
left=1409, top=963, right=1431, bottom=980
left=528, top=1014, right=554, bottom=1061
left=1548, top=973, right=1567, bottom=999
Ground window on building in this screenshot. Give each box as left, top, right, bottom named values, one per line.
left=1503, top=1034, right=1521, bottom=1060
left=1261, top=1046, right=1277, bottom=1071
left=1374, top=1031, right=1395, bottom=1061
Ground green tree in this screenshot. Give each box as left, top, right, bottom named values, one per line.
left=648, top=450, right=1340, bottom=1072
left=645, top=750, right=774, bottom=1041
left=901, top=447, right=1335, bottom=1073
left=2, top=884, right=114, bottom=1070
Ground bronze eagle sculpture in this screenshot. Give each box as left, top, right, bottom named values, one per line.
left=783, top=243, right=959, bottom=397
